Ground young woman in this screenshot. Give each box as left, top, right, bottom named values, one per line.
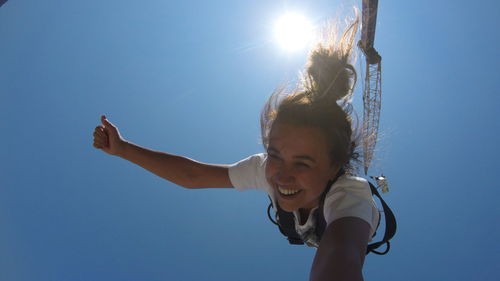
left=93, top=18, right=379, bottom=281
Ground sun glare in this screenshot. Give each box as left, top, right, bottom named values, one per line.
left=274, top=13, right=314, bottom=52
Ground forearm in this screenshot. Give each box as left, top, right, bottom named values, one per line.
left=118, top=141, right=230, bottom=189
left=310, top=218, right=370, bottom=281
left=310, top=254, right=363, bottom=281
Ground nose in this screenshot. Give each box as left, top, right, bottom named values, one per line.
left=275, top=165, right=295, bottom=185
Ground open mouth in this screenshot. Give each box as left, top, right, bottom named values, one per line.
left=278, top=186, right=302, bottom=197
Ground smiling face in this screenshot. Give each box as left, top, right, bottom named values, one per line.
left=265, top=123, right=340, bottom=213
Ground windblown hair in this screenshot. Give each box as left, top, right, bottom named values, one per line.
left=261, top=17, right=362, bottom=173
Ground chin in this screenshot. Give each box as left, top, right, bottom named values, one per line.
left=276, top=198, right=300, bottom=212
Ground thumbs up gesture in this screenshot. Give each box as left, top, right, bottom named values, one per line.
left=93, top=115, right=126, bottom=156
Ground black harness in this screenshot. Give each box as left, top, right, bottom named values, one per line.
left=267, top=176, right=397, bottom=255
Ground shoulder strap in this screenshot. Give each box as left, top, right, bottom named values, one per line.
left=365, top=181, right=397, bottom=255
left=314, top=178, right=335, bottom=239
left=267, top=199, right=304, bottom=245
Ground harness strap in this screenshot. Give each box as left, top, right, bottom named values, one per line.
left=267, top=197, right=304, bottom=244
left=365, top=182, right=397, bottom=255
left=267, top=171, right=342, bottom=245
left=267, top=177, right=397, bottom=255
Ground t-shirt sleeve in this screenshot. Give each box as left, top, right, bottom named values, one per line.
left=228, top=153, right=271, bottom=192
left=323, top=176, right=380, bottom=237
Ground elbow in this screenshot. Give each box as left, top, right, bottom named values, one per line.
left=160, top=167, right=203, bottom=189
left=178, top=173, right=203, bottom=189
left=178, top=169, right=213, bottom=189
left=176, top=160, right=213, bottom=189
left=183, top=169, right=211, bottom=189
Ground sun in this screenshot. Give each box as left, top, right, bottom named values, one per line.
left=274, top=13, right=315, bottom=52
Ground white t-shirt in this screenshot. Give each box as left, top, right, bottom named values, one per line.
left=228, top=153, right=380, bottom=247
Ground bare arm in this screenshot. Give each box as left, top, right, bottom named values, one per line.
left=92, top=115, right=233, bottom=189
left=310, top=217, right=371, bottom=281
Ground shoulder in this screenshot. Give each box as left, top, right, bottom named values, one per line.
left=231, top=153, right=267, bottom=167
left=335, top=174, right=369, bottom=188
left=228, top=153, right=267, bottom=178
left=329, top=175, right=372, bottom=199
left=323, top=175, right=379, bottom=236
left=228, top=153, right=270, bottom=192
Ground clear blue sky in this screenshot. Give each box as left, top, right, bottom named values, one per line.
left=1, top=0, right=499, bottom=280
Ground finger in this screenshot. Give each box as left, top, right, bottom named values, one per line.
left=93, top=128, right=105, bottom=140
left=94, top=129, right=107, bottom=138
left=93, top=131, right=107, bottom=141
left=101, top=115, right=116, bottom=130
left=93, top=132, right=108, bottom=142
left=93, top=139, right=108, bottom=148
left=94, top=134, right=109, bottom=144
left=93, top=137, right=103, bottom=145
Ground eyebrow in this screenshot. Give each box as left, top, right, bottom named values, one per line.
left=267, top=147, right=317, bottom=163
left=294, top=155, right=317, bottom=163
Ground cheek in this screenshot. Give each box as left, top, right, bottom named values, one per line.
left=298, top=169, right=328, bottom=189
left=265, top=161, right=276, bottom=181
left=297, top=171, right=316, bottom=186
left=265, top=159, right=286, bottom=187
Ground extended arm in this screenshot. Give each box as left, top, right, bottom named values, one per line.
left=310, top=217, right=371, bottom=281
left=93, top=115, right=233, bottom=189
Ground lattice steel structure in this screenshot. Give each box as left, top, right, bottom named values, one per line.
left=358, top=0, right=382, bottom=174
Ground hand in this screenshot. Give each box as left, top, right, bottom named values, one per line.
left=93, top=115, right=126, bottom=156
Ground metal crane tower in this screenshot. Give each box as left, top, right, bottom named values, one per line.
left=358, top=0, right=382, bottom=174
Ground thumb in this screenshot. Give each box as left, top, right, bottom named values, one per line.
left=100, top=115, right=118, bottom=134
left=101, top=115, right=115, bottom=128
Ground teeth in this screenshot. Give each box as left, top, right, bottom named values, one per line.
left=278, top=187, right=301, bottom=196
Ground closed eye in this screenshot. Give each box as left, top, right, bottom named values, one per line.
left=267, top=152, right=281, bottom=160
left=295, top=162, right=310, bottom=168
